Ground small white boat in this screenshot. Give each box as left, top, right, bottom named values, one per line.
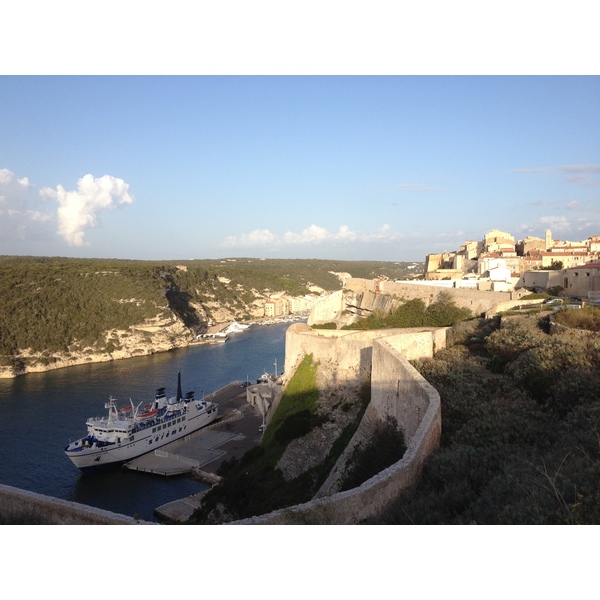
left=222, top=320, right=250, bottom=334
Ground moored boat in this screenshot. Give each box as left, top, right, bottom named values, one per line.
left=64, top=372, right=218, bottom=472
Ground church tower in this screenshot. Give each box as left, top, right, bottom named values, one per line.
left=545, top=229, right=552, bottom=250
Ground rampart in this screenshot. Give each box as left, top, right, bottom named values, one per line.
left=232, top=323, right=443, bottom=524
left=283, top=323, right=447, bottom=381
left=309, top=278, right=525, bottom=327
left=0, top=483, right=154, bottom=525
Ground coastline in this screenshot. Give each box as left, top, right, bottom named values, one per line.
left=0, top=315, right=307, bottom=380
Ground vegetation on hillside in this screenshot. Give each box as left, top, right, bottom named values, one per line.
left=0, top=255, right=422, bottom=372
left=190, top=354, right=372, bottom=523
left=338, top=416, right=406, bottom=493
left=376, top=313, right=600, bottom=524
left=0, top=257, right=170, bottom=361
left=553, top=305, right=600, bottom=332
left=342, top=291, right=472, bottom=330
left=168, top=258, right=422, bottom=299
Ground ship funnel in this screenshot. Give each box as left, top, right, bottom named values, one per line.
left=177, top=371, right=182, bottom=402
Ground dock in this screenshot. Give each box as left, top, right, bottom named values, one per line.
left=122, top=381, right=267, bottom=522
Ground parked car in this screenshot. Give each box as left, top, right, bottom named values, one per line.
left=544, top=298, right=563, bottom=305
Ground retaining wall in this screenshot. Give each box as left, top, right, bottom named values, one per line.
left=0, top=483, right=154, bottom=525
left=308, top=278, right=522, bottom=327
left=549, top=318, right=600, bottom=338
left=232, top=324, right=442, bottom=524
left=283, top=323, right=447, bottom=382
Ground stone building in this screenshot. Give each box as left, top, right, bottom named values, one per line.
left=516, top=235, right=546, bottom=255
left=562, top=262, right=600, bottom=298
left=264, top=297, right=288, bottom=317
left=483, top=229, right=516, bottom=254
left=425, top=227, right=599, bottom=286
left=518, top=269, right=563, bottom=292
left=539, top=251, right=589, bottom=269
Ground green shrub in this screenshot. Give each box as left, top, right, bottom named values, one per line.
left=339, top=416, right=406, bottom=492
left=344, top=292, right=472, bottom=330
left=377, top=314, right=600, bottom=525
left=485, top=318, right=548, bottom=372
left=553, top=306, right=600, bottom=332
left=312, top=322, right=337, bottom=330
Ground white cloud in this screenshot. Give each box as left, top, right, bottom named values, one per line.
left=222, top=223, right=405, bottom=249
left=222, top=228, right=277, bottom=248
left=514, top=164, right=600, bottom=187
left=0, top=168, right=53, bottom=242
left=284, top=224, right=332, bottom=244
left=539, top=215, right=572, bottom=232
left=0, top=168, right=30, bottom=210
left=43, top=174, right=134, bottom=247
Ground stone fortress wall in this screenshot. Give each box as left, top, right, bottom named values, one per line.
left=309, top=278, right=528, bottom=328
left=235, top=280, right=545, bottom=523
left=232, top=323, right=443, bottom=524
left=0, top=482, right=153, bottom=525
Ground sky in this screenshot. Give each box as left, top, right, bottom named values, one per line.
left=1, top=9, right=599, bottom=264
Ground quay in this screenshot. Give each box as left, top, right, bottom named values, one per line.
left=123, top=380, right=270, bottom=522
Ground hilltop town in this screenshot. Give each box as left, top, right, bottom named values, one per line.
left=424, top=228, right=600, bottom=299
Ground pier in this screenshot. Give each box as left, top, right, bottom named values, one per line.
left=122, top=380, right=268, bottom=522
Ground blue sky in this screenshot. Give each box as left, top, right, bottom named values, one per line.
left=1, top=75, right=598, bottom=262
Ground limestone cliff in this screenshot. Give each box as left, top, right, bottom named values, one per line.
left=0, top=260, right=423, bottom=379
left=0, top=312, right=193, bottom=379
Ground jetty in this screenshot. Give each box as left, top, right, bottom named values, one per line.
left=120, top=380, right=268, bottom=522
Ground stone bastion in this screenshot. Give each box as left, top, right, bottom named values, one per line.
left=308, top=278, right=528, bottom=329
left=232, top=323, right=444, bottom=524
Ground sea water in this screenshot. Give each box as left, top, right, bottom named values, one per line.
left=0, top=322, right=290, bottom=522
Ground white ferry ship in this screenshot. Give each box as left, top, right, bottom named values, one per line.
left=64, top=373, right=218, bottom=472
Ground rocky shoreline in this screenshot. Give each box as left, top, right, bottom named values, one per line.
left=0, top=314, right=307, bottom=380
left=0, top=316, right=191, bottom=379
